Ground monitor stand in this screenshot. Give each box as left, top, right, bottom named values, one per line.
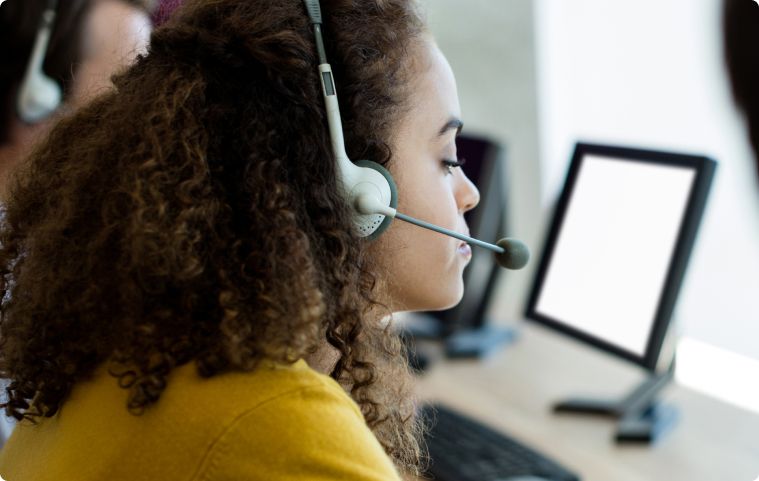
left=444, top=324, right=517, bottom=359
left=553, top=363, right=678, bottom=444
left=399, top=313, right=517, bottom=369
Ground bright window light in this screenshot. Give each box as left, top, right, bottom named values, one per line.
left=676, top=337, right=759, bottom=414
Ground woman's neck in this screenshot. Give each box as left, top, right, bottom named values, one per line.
left=302, top=342, right=341, bottom=375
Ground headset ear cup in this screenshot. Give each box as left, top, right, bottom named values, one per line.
left=17, top=74, right=62, bottom=123
left=354, top=159, right=398, bottom=240
left=17, top=3, right=62, bottom=123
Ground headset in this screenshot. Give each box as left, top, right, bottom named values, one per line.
left=302, top=0, right=398, bottom=240
left=16, top=0, right=63, bottom=124
left=302, top=0, right=530, bottom=269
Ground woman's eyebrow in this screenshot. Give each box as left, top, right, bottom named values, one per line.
left=437, top=118, right=464, bottom=137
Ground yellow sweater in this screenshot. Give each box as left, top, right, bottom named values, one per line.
left=0, top=359, right=401, bottom=481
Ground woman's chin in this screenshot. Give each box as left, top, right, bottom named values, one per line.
left=412, top=282, right=465, bottom=313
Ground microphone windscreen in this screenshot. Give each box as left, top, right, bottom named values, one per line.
left=494, top=238, right=530, bottom=270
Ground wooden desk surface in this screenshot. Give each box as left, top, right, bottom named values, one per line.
left=411, top=323, right=759, bottom=481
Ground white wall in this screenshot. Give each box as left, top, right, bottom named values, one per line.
left=534, top=0, right=759, bottom=361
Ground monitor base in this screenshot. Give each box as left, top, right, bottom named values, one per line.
left=399, top=312, right=445, bottom=340
left=444, top=325, right=517, bottom=359
left=615, top=401, right=679, bottom=443
left=553, top=366, right=678, bottom=444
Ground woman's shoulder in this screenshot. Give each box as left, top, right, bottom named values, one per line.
left=185, top=359, right=401, bottom=480
left=147, top=359, right=401, bottom=480
left=167, top=358, right=352, bottom=414
left=0, top=358, right=401, bottom=481
left=58, top=357, right=358, bottom=438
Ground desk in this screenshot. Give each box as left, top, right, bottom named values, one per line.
left=411, top=323, right=759, bottom=481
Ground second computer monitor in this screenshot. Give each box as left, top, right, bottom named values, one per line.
left=526, top=143, right=716, bottom=370
left=431, top=134, right=508, bottom=336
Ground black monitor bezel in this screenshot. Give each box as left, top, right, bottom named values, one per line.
left=525, top=142, right=716, bottom=371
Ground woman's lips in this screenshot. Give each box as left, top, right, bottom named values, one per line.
left=457, top=242, right=472, bottom=260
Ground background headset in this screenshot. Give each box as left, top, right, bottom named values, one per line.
left=302, top=0, right=530, bottom=270
left=16, top=0, right=63, bottom=124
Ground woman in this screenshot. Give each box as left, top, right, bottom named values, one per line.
left=0, top=0, right=479, bottom=479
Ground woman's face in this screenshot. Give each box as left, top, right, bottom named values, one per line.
left=70, top=0, right=152, bottom=108
left=372, top=39, right=480, bottom=313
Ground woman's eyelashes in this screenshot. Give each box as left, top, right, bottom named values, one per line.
left=442, top=157, right=466, bottom=175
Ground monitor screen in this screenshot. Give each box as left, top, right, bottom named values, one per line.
left=527, top=143, right=715, bottom=368
left=534, top=154, right=696, bottom=356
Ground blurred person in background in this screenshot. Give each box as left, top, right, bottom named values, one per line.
left=0, top=0, right=153, bottom=200
left=723, top=0, right=759, bottom=184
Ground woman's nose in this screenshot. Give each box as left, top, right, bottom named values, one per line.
left=457, top=171, right=480, bottom=214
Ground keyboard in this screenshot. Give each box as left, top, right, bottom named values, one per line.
left=420, top=404, right=580, bottom=481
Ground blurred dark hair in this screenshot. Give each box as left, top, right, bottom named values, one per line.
left=723, top=0, right=759, bottom=180
left=0, top=0, right=427, bottom=475
left=0, top=0, right=154, bottom=144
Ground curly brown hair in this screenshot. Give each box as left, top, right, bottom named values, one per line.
left=0, top=0, right=427, bottom=475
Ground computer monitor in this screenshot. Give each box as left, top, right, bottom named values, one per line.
left=526, top=143, right=716, bottom=372
left=524, top=143, right=715, bottom=443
